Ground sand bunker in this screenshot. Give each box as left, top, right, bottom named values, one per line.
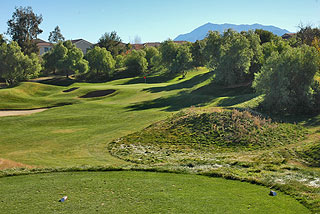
left=0, top=108, right=48, bottom=117
left=80, top=89, right=116, bottom=98
left=63, top=87, right=79, bottom=93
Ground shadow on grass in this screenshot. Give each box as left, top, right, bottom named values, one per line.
left=143, top=71, right=214, bottom=93
left=271, top=113, right=320, bottom=127
left=128, top=82, right=257, bottom=112
left=120, top=73, right=178, bottom=85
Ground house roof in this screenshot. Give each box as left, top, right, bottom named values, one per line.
left=144, top=42, right=161, bottom=47
left=132, top=44, right=145, bottom=50
left=33, top=38, right=47, bottom=44
left=37, top=42, right=53, bottom=47
left=71, top=39, right=93, bottom=45
left=173, top=41, right=188, bottom=44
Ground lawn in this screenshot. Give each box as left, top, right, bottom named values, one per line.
left=0, top=171, right=310, bottom=214
left=0, top=67, right=319, bottom=213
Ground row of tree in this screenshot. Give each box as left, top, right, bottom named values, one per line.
left=1, top=6, right=320, bottom=115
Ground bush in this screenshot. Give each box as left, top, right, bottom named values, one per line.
left=171, top=45, right=192, bottom=76
left=43, top=41, right=88, bottom=78
left=85, top=46, right=115, bottom=81
left=144, top=46, right=159, bottom=69
left=253, top=45, right=320, bottom=114
left=0, top=41, right=41, bottom=85
left=115, top=55, right=124, bottom=69
left=215, top=30, right=253, bottom=85
left=124, top=50, right=148, bottom=75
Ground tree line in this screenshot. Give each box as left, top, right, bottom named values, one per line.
left=0, top=6, right=320, bottom=115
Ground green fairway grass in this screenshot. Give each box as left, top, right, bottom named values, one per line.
left=0, top=68, right=319, bottom=212
left=0, top=171, right=310, bottom=214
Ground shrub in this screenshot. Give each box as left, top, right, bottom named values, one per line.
left=124, top=50, right=148, bottom=75
left=115, top=55, right=124, bottom=69
left=253, top=45, right=320, bottom=114
left=0, top=41, right=41, bottom=85
left=144, top=46, right=159, bottom=69
left=215, top=30, right=253, bottom=85
left=85, top=46, right=115, bottom=81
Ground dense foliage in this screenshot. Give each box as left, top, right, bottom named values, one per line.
left=6, top=6, right=43, bottom=55
left=159, top=40, right=193, bottom=75
left=84, top=46, right=115, bottom=81
left=97, top=31, right=126, bottom=56
left=43, top=41, right=88, bottom=78
left=48, top=26, right=65, bottom=43
left=215, top=30, right=253, bottom=85
left=0, top=41, right=41, bottom=85
left=253, top=45, right=320, bottom=114
left=124, top=50, right=148, bottom=75
left=144, top=46, right=160, bottom=69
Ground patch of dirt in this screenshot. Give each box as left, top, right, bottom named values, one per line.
left=0, top=158, right=34, bottom=170
left=0, top=108, right=48, bottom=117
left=63, top=87, right=79, bottom=93
left=80, top=89, right=116, bottom=98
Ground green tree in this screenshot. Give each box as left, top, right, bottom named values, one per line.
left=43, top=42, right=67, bottom=74
left=159, top=40, right=192, bottom=75
left=0, top=41, right=41, bottom=85
left=48, top=26, right=65, bottom=43
left=144, top=46, right=160, bottom=69
left=215, top=30, right=253, bottom=85
left=85, top=46, right=115, bottom=80
left=171, top=45, right=193, bottom=77
left=159, top=40, right=178, bottom=70
left=297, top=24, right=320, bottom=46
left=0, top=34, right=6, bottom=46
left=253, top=45, right=320, bottom=114
left=203, top=31, right=222, bottom=69
left=254, top=29, right=276, bottom=44
left=61, top=41, right=88, bottom=78
left=43, top=41, right=88, bottom=78
left=7, top=6, right=43, bottom=55
left=125, top=50, right=148, bottom=75
left=115, top=55, right=125, bottom=69
left=190, top=40, right=206, bottom=67
left=97, top=31, right=125, bottom=56
left=243, top=30, right=264, bottom=79
left=262, top=37, right=290, bottom=61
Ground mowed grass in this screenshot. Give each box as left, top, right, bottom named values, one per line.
left=0, top=68, right=319, bottom=212
left=0, top=171, right=310, bottom=214
left=0, top=67, right=257, bottom=167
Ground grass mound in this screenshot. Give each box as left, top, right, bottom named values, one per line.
left=298, top=141, right=320, bottom=166
left=109, top=108, right=307, bottom=164
left=0, top=82, right=79, bottom=109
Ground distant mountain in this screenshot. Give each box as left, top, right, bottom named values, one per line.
left=174, top=23, right=291, bottom=42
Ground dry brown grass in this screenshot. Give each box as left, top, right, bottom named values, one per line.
left=0, top=158, right=33, bottom=170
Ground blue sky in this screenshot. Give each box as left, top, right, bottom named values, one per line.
left=1, top=0, right=320, bottom=43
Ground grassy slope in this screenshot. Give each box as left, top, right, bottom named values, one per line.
left=0, top=171, right=310, bottom=214
left=0, top=67, right=259, bottom=167
left=0, top=68, right=319, bottom=212
left=109, top=108, right=307, bottom=164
